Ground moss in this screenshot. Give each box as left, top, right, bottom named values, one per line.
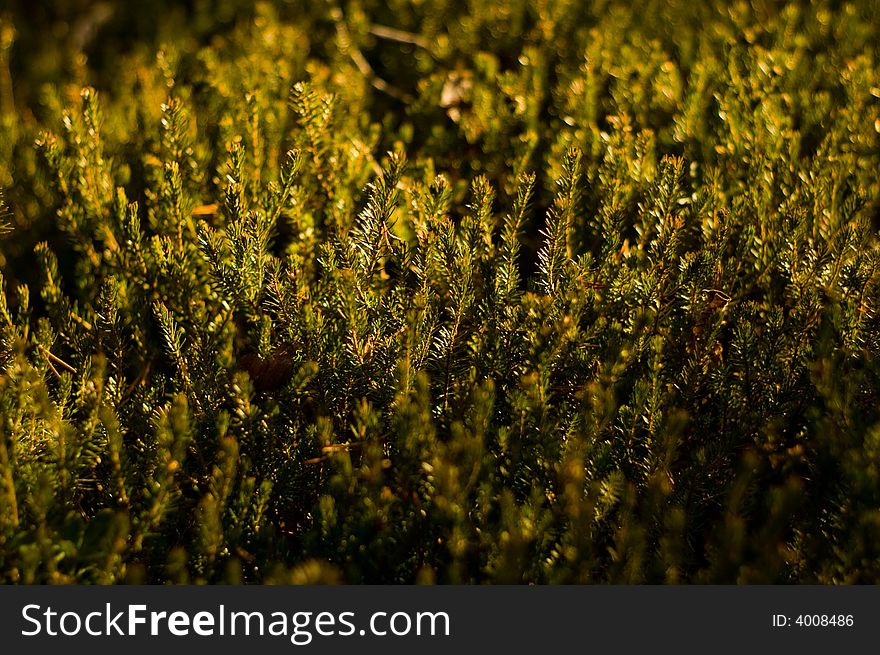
left=0, top=0, right=878, bottom=583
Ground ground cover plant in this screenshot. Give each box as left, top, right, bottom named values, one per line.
left=0, top=0, right=879, bottom=584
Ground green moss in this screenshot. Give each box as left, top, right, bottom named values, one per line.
left=0, top=0, right=879, bottom=583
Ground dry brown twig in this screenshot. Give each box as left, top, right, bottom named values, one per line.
left=331, top=7, right=413, bottom=103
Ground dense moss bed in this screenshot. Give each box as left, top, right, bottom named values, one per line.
left=0, top=1, right=879, bottom=583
